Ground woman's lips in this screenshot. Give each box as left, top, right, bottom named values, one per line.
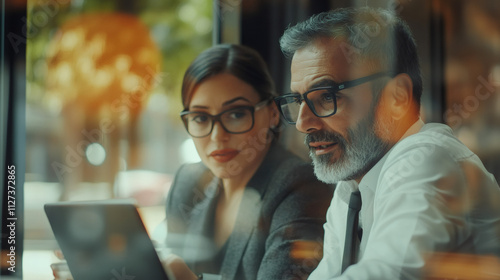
left=209, top=149, right=240, bottom=163
left=308, top=142, right=338, bottom=156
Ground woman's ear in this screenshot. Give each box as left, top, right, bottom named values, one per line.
left=387, top=73, right=413, bottom=120
left=269, top=102, right=280, bottom=128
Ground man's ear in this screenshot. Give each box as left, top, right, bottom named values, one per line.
left=386, top=73, right=413, bottom=120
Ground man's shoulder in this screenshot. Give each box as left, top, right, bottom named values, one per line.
left=376, top=123, right=481, bottom=190
left=389, top=122, right=473, bottom=162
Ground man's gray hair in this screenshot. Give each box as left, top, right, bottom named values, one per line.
left=280, top=7, right=422, bottom=106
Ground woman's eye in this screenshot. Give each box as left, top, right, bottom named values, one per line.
left=228, top=109, right=248, bottom=119
left=294, top=97, right=302, bottom=105
left=192, top=114, right=209, bottom=124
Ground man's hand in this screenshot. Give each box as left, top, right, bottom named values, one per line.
left=163, top=254, right=199, bottom=280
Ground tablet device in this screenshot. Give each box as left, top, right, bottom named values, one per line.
left=44, top=199, right=172, bottom=280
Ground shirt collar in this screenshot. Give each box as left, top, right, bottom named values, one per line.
left=400, top=118, right=425, bottom=139
left=336, top=180, right=360, bottom=204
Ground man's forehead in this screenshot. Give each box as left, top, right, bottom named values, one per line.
left=292, top=37, right=349, bottom=64
left=290, top=37, right=354, bottom=92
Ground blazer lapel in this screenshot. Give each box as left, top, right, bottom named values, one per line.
left=183, top=176, right=221, bottom=262
left=220, top=187, right=263, bottom=280
left=219, top=143, right=286, bottom=279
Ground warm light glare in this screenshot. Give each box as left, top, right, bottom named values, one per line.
left=425, top=252, right=500, bottom=280
left=290, top=240, right=323, bottom=261
left=86, top=143, right=106, bottom=166
left=46, top=13, right=162, bottom=116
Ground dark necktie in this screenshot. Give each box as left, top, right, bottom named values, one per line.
left=341, top=190, right=362, bottom=273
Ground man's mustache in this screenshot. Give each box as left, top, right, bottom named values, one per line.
left=305, top=130, right=347, bottom=147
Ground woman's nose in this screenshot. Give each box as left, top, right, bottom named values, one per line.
left=210, top=121, right=229, bottom=142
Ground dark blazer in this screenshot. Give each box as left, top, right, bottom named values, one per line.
left=165, top=144, right=334, bottom=280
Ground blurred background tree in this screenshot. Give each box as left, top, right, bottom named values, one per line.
left=25, top=0, right=212, bottom=197
left=27, top=0, right=212, bottom=118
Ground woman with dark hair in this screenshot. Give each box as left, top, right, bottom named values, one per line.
left=163, top=44, right=334, bottom=280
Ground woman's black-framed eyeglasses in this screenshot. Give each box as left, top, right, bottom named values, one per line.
left=180, top=99, right=271, bottom=138
left=274, top=72, right=389, bottom=124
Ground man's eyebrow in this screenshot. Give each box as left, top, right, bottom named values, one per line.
left=291, top=79, right=339, bottom=94
left=311, top=79, right=338, bottom=89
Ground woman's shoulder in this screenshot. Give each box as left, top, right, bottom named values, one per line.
left=266, top=145, right=323, bottom=185
left=167, top=162, right=212, bottom=204
left=262, top=145, right=334, bottom=199
left=258, top=145, right=334, bottom=227
left=170, top=162, right=203, bottom=188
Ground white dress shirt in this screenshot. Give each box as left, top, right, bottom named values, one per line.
left=309, top=120, right=500, bottom=280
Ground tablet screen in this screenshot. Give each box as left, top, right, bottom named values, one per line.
left=44, top=200, right=171, bottom=280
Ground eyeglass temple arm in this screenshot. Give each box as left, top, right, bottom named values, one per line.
left=338, top=72, right=390, bottom=90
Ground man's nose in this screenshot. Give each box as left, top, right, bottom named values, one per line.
left=296, top=102, right=322, bottom=133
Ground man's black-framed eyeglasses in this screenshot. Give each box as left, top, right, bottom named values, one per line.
left=274, top=72, right=389, bottom=124
left=180, top=99, right=271, bottom=138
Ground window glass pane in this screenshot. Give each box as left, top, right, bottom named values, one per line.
left=25, top=0, right=211, bottom=278
left=439, top=0, right=500, bottom=182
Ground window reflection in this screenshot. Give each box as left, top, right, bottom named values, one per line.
left=438, top=0, right=500, bottom=182
left=25, top=1, right=211, bottom=278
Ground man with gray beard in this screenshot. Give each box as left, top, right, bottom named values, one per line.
left=274, top=7, right=500, bottom=280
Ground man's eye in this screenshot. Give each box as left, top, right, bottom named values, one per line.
left=320, top=92, right=335, bottom=102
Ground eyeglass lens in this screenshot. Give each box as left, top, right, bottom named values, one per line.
left=278, top=88, right=335, bottom=123
left=183, top=107, right=254, bottom=137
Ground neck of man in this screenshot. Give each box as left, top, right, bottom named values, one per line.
left=353, top=111, right=420, bottom=184
left=390, top=110, right=420, bottom=143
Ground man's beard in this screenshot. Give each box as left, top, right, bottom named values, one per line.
left=306, top=113, right=392, bottom=184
